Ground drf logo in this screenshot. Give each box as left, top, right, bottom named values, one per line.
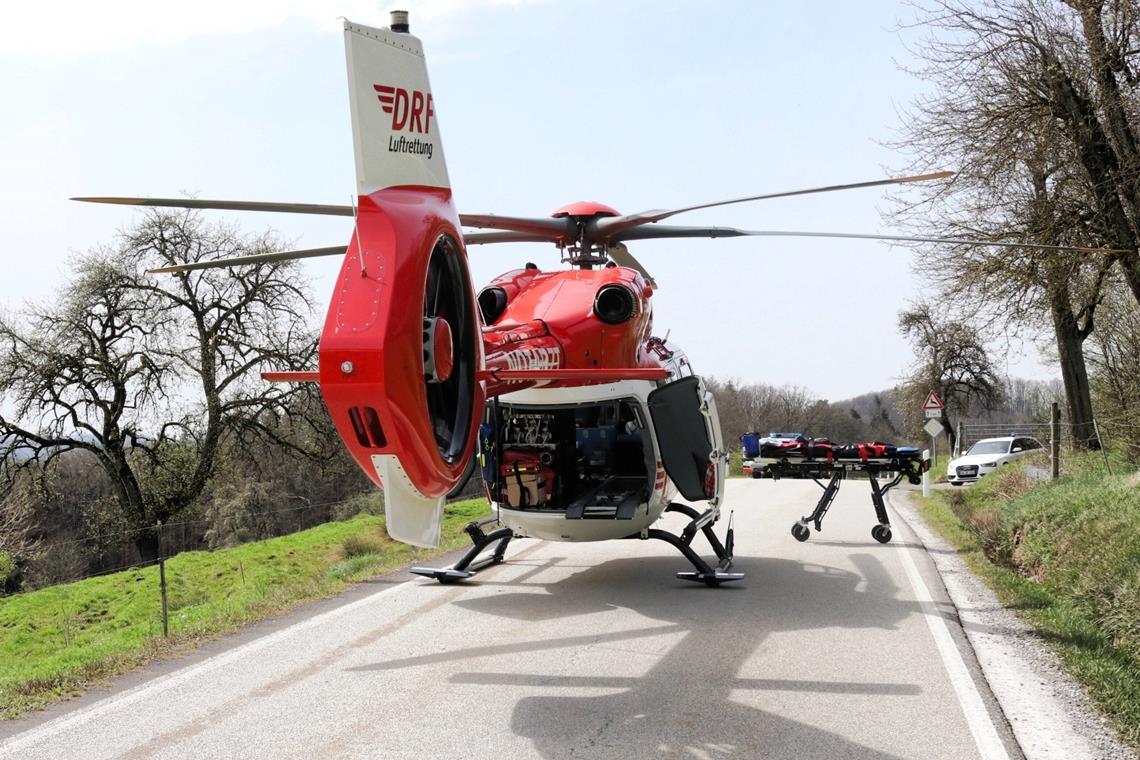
left=373, top=85, right=434, bottom=134
left=504, top=347, right=561, bottom=371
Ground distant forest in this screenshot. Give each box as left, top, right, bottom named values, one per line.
left=707, top=375, right=1063, bottom=450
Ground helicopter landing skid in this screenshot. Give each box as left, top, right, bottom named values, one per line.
left=633, top=502, right=742, bottom=587
left=410, top=517, right=514, bottom=584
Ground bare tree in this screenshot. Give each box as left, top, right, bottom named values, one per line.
left=895, top=0, right=1140, bottom=299
left=897, top=303, right=1003, bottom=451
left=0, top=480, right=43, bottom=593
left=0, top=211, right=318, bottom=561
left=890, top=0, right=1138, bottom=446
left=1086, top=283, right=1140, bottom=455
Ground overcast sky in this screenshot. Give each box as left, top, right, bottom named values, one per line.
left=0, top=0, right=1056, bottom=401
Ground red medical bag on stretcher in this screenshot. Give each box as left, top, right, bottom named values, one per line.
left=834, top=442, right=899, bottom=461
left=761, top=438, right=836, bottom=460
left=500, top=450, right=556, bottom=508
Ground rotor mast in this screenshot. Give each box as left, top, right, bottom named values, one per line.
left=548, top=201, right=620, bottom=269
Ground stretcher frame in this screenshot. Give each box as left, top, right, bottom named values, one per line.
left=759, top=456, right=927, bottom=545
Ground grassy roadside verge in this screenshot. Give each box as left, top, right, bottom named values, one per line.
left=0, top=498, right=490, bottom=719
left=910, top=463, right=1140, bottom=749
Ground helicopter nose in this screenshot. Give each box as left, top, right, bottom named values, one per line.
left=423, top=316, right=454, bottom=383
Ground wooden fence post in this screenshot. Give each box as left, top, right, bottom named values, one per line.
left=157, top=521, right=169, bottom=638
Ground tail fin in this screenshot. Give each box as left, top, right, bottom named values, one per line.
left=343, top=20, right=450, bottom=194
left=321, top=19, right=483, bottom=549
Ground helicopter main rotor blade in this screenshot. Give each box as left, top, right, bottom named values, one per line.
left=605, top=243, right=656, bottom=289
left=612, top=224, right=1126, bottom=254
left=148, top=245, right=348, bottom=274
left=462, top=231, right=563, bottom=245
left=73, top=198, right=570, bottom=239
left=591, top=172, right=954, bottom=241
left=613, top=225, right=754, bottom=241
left=459, top=214, right=569, bottom=237
left=73, top=196, right=356, bottom=216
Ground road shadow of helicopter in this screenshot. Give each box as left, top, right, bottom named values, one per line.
left=347, top=551, right=974, bottom=759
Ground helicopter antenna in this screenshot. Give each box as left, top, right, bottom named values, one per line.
left=350, top=193, right=367, bottom=276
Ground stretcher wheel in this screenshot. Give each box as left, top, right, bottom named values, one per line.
left=791, top=523, right=810, bottom=542
left=871, top=524, right=892, bottom=544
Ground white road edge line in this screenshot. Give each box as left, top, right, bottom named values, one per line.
left=894, top=530, right=1011, bottom=760
left=0, top=569, right=424, bottom=756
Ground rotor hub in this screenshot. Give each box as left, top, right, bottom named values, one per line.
left=423, top=316, right=454, bottom=383
left=546, top=202, right=621, bottom=269
left=550, top=201, right=620, bottom=219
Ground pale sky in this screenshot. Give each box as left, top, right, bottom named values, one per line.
left=0, top=0, right=1055, bottom=401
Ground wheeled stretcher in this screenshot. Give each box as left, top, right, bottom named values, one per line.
left=755, top=443, right=929, bottom=544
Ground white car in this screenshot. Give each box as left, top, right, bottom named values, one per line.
left=947, top=435, right=1044, bottom=485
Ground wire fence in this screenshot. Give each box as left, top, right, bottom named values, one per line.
left=0, top=491, right=413, bottom=654
left=1, top=494, right=385, bottom=602
left=2, top=464, right=489, bottom=602
left=956, top=421, right=1069, bottom=453
left=957, top=406, right=1140, bottom=477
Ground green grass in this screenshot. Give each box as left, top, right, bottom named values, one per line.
left=929, top=452, right=952, bottom=483
left=0, top=498, right=490, bottom=719
left=912, top=460, right=1140, bottom=748
left=729, top=449, right=744, bottom=477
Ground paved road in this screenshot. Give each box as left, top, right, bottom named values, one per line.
left=1, top=479, right=1023, bottom=759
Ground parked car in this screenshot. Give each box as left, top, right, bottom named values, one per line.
left=946, top=435, right=1044, bottom=485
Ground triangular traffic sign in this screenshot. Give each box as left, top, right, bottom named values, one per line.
left=922, top=391, right=944, bottom=411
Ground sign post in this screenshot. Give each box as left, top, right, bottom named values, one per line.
left=923, top=418, right=944, bottom=497
left=921, top=392, right=946, bottom=497
left=922, top=448, right=931, bottom=497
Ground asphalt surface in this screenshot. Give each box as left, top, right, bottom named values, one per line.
left=0, top=479, right=1025, bottom=759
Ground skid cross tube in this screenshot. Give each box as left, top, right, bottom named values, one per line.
left=410, top=516, right=514, bottom=583
left=626, top=502, right=742, bottom=587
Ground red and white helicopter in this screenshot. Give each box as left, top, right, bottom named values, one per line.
left=76, top=12, right=1104, bottom=586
